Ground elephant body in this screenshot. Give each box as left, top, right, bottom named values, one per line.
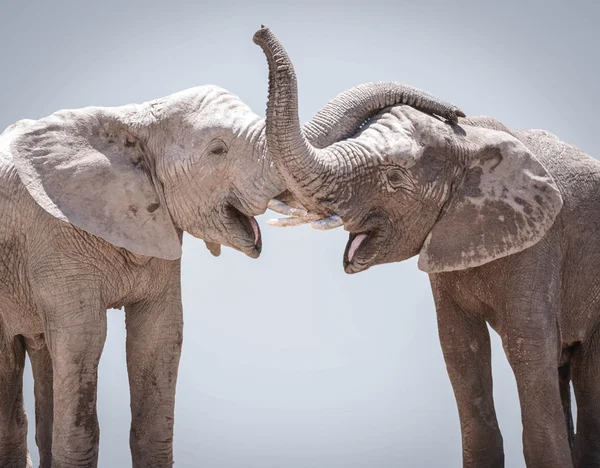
left=430, top=119, right=600, bottom=468
left=0, top=85, right=282, bottom=468
left=253, top=27, right=600, bottom=468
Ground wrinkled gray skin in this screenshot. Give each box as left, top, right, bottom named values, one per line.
left=256, top=27, right=600, bottom=468
left=0, top=53, right=459, bottom=466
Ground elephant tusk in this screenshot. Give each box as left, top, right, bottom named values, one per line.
left=267, top=215, right=320, bottom=227
left=267, top=201, right=342, bottom=229
left=267, top=199, right=308, bottom=217
left=310, top=215, right=343, bottom=230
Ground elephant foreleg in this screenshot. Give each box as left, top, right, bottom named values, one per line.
left=431, top=280, right=504, bottom=468
left=0, top=334, right=31, bottom=468
left=25, top=335, right=53, bottom=468
left=501, top=258, right=573, bottom=468
left=125, top=279, right=183, bottom=468
left=42, top=301, right=107, bottom=468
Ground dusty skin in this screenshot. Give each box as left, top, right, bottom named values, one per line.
left=257, top=26, right=600, bottom=468
left=0, top=28, right=461, bottom=468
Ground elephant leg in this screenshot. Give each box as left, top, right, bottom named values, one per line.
left=25, top=335, right=53, bottom=468
left=125, top=280, right=183, bottom=468
left=431, top=281, right=504, bottom=468
left=496, top=245, right=573, bottom=468
left=505, top=336, right=572, bottom=468
left=502, top=313, right=572, bottom=466
left=0, top=334, right=31, bottom=468
left=42, top=303, right=107, bottom=468
left=571, top=330, right=600, bottom=467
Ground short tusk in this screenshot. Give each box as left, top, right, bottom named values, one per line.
left=267, top=215, right=320, bottom=227
left=310, top=215, right=343, bottom=230
left=267, top=200, right=308, bottom=217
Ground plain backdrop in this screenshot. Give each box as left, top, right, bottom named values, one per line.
left=1, top=0, right=598, bottom=466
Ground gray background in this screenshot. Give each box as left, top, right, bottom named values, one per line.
left=1, top=0, right=598, bottom=466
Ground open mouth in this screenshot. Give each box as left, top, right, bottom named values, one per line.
left=226, top=205, right=262, bottom=258
left=348, top=233, right=368, bottom=262
left=343, top=228, right=384, bottom=274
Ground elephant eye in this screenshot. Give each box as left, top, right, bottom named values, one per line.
left=386, top=168, right=409, bottom=189
left=208, top=139, right=228, bottom=157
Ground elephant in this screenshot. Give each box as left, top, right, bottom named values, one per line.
left=0, top=30, right=463, bottom=467
left=254, top=26, right=599, bottom=468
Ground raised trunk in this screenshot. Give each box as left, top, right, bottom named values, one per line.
left=253, top=26, right=332, bottom=206
left=254, top=26, right=465, bottom=206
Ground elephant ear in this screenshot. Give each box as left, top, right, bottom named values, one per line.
left=11, top=108, right=182, bottom=259
left=418, top=127, right=563, bottom=273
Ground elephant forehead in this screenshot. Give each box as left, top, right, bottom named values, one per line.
left=358, top=111, right=424, bottom=168
left=165, top=86, right=262, bottom=135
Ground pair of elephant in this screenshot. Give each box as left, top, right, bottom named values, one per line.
left=0, top=25, right=597, bottom=468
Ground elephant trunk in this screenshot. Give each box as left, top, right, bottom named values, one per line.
left=304, top=82, right=466, bottom=149
left=254, top=26, right=466, bottom=210
left=253, top=26, right=332, bottom=208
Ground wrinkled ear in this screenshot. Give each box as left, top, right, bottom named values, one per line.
left=11, top=108, right=182, bottom=259
left=418, top=127, right=563, bottom=273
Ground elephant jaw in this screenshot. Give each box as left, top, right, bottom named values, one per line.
left=344, top=231, right=379, bottom=274
left=342, top=215, right=389, bottom=274
left=228, top=205, right=263, bottom=258
left=204, top=216, right=258, bottom=257
left=200, top=205, right=262, bottom=259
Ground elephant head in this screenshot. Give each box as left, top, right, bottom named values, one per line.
left=254, top=27, right=564, bottom=274
left=10, top=86, right=285, bottom=259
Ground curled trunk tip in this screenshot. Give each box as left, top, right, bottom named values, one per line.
left=253, top=26, right=282, bottom=57
left=253, top=26, right=268, bottom=44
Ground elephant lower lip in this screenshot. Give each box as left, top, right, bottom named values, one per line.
left=227, top=205, right=262, bottom=257
left=244, top=216, right=262, bottom=257
left=249, top=217, right=260, bottom=245
left=344, top=232, right=372, bottom=272
left=246, top=216, right=262, bottom=258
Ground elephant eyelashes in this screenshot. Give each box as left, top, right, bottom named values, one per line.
left=208, top=139, right=228, bottom=156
